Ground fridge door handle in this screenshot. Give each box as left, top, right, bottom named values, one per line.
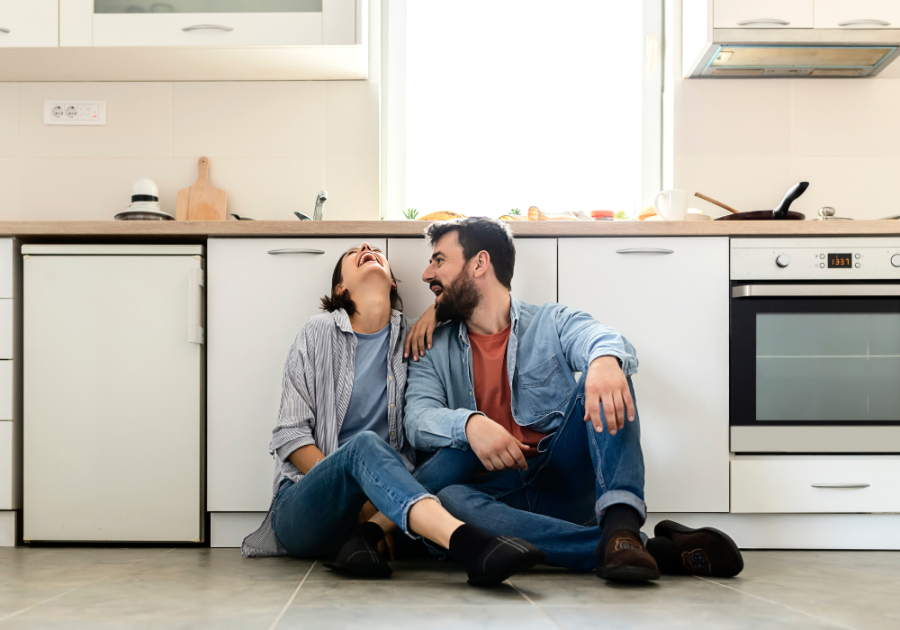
left=188, top=268, right=205, bottom=345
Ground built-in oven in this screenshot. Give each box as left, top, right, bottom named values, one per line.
left=730, top=238, right=900, bottom=453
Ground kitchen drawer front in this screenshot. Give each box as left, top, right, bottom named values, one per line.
left=93, top=13, right=323, bottom=47
left=714, top=0, right=814, bottom=28
left=732, top=458, right=900, bottom=513
left=0, top=362, right=11, bottom=421
left=0, top=0, right=58, bottom=48
left=815, top=0, right=900, bottom=29
left=0, top=239, right=12, bottom=299
left=0, top=422, right=11, bottom=510
left=0, top=301, right=10, bottom=360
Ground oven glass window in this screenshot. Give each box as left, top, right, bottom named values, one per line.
left=756, top=313, right=900, bottom=421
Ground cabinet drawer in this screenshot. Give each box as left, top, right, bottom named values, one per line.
left=815, top=0, right=900, bottom=29
left=0, top=422, right=11, bottom=510
left=0, top=301, right=10, bottom=360
left=732, top=458, right=900, bottom=513
left=714, top=0, right=814, bottom=28
left=93, top=12, right=323, bottom=47
left=0, top=0, right=58, bottom=48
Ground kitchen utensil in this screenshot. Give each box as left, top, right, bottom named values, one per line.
left=814, top=207, right=853, bottom=221
left=715, top=182, right=808, bottom=221
left=114, top=209, right=174, bottom=221
left=230, top=214, right=256, bottom=221
left=294, top=212, right=312, bottom=221
left=694, top=192, right=739, bottom=214
left=653, top=189, right=689, bottom=221
left=879, top=214, right=900, bottom=220
left=175, top=157, right=227, bottom=221
left=313, top=190, right=328, bottom=221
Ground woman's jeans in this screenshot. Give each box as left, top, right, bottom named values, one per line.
left=412, top=378, right=646, bottom=572
left=271, top=431, right=437, bottom=558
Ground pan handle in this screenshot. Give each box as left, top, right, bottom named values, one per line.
left=772, top=182, right=809, bottom=219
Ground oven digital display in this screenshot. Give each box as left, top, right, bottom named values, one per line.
left=827, top=253, right=852, bottom=268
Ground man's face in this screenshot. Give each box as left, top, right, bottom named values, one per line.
left=422, top=231, right=481, bottom=321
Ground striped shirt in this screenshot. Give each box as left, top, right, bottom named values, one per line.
left=242, top=308, right=414, bottom=558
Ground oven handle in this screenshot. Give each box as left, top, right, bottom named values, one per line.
left=733, top=285, right=900, bottom=298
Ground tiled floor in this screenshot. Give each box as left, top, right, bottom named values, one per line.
left=0, top=548, right=897, bottom=629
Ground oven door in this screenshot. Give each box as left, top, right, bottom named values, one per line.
left=731, top=283, right=900, bottom=453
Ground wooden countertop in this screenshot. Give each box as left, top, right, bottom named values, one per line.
left=1, top=220, right=899, bottom=239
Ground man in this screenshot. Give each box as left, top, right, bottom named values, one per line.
left=404, top=217, right=742, bottom=581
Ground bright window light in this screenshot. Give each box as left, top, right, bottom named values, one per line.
left=403, top=1, right=645, bottom=219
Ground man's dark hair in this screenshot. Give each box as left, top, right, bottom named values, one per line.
left=424, top=217, right=516, bottom=289
left=320, top=248, right=403, bottom=315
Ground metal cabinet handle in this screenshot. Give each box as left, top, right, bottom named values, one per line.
left=733, top=284, right=900, bottom=298
left=616, top=248, right=674, bottom=255
left=737, top=18, right=790, bottom=26
left=811, top=483, right=870, bottom=489
left=838, top=19, right=891, bottom=27
left=0, top=28, right=10, bottom=34
left=182, top=24, right=234, bottom=32
left=267, top=248, right=325, bottom=255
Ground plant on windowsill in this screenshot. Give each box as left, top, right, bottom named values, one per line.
left=509, top=208, right=521, bottom=216
left=403, top=208, right=419, bottom=220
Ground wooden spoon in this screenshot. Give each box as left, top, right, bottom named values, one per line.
left=695, top=192, right=739, bottom=214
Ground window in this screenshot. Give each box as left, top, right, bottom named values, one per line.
left=382, top=0, right=663, bottom=220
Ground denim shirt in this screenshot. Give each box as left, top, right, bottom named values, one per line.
left=403, top=297, right=638, bottom=453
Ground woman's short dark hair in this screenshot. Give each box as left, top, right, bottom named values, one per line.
left=320, top=248, right=403, bottom=315
left=425, top=216, right=516, bottom=289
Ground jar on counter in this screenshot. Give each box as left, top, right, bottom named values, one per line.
left=590, top=210, right=615, bottom=221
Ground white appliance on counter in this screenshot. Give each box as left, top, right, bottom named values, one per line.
left=23, top=245, right=205, bottom=542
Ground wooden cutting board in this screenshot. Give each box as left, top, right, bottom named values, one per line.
left=176, top=157, right=227, bottom=221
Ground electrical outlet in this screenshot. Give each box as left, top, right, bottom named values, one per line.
left=44, top=101, right=106, bottom=126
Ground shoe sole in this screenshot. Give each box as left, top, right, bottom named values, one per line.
left=654, top=520, right=744, bottom=577
left=597, top=564, right=661, bottom=582
left=467, top=550, right=546, bottom=587
left=323, top=560, right=393, bottom=579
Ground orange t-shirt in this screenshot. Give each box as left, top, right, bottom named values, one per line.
left=468, top=325, right=547, bottom=449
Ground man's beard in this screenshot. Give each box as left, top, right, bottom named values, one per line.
left=434, top=268, right=481, bottom=322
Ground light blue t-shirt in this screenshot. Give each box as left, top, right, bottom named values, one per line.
left=338, top=324, right=391, bottom=447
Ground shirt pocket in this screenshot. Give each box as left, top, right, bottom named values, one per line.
left=520, top=356, right=572, bottom=417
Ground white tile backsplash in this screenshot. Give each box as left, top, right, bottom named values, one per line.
left=0, top=84, right=18, bottom=160
left=790, top=156, right=900, bottom=220
left=0, top=160, right=22, bottom=220
left=675, top=154, right=793, bottom=217
left=326, top=81, right=379, bottom=159
left=325, top=158, right=379, bottom=220
left=20, top=83, right=174, bottom=159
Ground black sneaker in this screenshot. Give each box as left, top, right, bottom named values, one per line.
left=323, top=535, right=392, bottom=579
left=466, top=536, right=546, bottom=586
left=650, top=520, right=743, bottom=578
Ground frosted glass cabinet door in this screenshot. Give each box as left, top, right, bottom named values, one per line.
left=207, top=238, right=385, bottom=512
left=0, top=0, right=59, bottom=48
left=558, top=238, right=730, bottom=513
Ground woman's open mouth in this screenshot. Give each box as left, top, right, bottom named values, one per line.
left=358, top=252, right=382, bottom=267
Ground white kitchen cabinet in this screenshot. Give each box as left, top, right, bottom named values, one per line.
left=0, top=238, right=16, bottom=540
left=207, top=238, right=386, bottom=513
left=815, top=0, right=900, bottom=29
left=386, top=238, right=559, bottom=320
left=0, top=422, right=12, bottom=510
left=714, top=0, right=814, bottom=28
left=0, top=0, right=58, bottom=48
left=558, top=238, right=730, bottom=513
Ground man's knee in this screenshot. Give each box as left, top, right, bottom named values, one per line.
left=345, top=430, right=390, bottom=454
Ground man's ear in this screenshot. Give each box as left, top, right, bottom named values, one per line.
left=471, top=251, right=491, bottom=279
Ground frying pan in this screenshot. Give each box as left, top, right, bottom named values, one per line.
left=696, top=182, right=809, bottom=221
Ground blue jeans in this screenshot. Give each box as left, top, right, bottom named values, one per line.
left=413, top=378, right=645, bottom=572
left=271, top=431, right=436, bottom=558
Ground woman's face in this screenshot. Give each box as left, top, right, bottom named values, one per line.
left=338, top=242, right=394, bottom=297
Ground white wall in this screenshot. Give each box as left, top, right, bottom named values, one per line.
left=0, top=1, right=381, bottom=223
left=672, top=0, right=900, bottom=221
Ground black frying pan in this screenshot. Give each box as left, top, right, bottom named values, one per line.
left=714, top=182, right=809, bottom=221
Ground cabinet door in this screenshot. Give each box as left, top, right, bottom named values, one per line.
left=815, top=0, right=900, bottom=29
left=386, top=238, right=558, bottom=321
left=0, top=0, right=58, bottom=48
left=558, top=238, right=730, bottom=513
left=207, top=238, right=385, bottom=512
left=0, top=422, right=11, bottom=510
left=714, top=0, right=814, bottom=28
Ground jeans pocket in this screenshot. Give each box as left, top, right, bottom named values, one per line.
left=520, top=356, right=572, bottom=417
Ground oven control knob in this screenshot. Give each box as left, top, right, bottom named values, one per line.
left=892, top=254, right=900, bottom=268
left=776, top=254, right=791, bottom=268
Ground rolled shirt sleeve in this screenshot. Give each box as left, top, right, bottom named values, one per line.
left=555, top=305, right=639, bottom=376
left=269, top=330, right=319, bottom=462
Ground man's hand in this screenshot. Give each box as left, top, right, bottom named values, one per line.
left=465, top=414, right=530, bottom=471
left=583, top=356, right=635, bottom=436
left=404, top=304, right=437, bottom=362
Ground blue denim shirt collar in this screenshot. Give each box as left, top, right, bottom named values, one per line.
left=456, top=295, right=521, bottom=346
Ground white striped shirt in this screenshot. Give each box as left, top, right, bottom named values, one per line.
left=242, top=308, right=414, bottom=558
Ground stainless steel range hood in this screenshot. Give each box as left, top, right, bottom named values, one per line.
left=685, top=28, right=900, bottom=78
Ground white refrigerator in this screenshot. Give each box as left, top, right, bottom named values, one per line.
left=23, top=245, right=204, bottom=542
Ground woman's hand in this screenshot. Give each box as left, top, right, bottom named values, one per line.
left=357, top=501, right=396, bottom=560
left=405, top=304, right=438, bottom=362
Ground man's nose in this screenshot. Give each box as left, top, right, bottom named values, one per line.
left=422, top=265, right=435, bottom=283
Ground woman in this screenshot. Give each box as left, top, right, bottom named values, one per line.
left=242, top=243, right=544, bottom=586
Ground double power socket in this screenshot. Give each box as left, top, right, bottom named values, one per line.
left=43, top=100, right=107, bottom=126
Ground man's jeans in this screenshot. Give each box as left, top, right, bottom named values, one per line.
left=271, top=431, right=436, bottom=558
left=413, top=378, right=646, bottom=572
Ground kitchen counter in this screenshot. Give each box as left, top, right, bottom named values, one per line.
left=1, top=220, right=899, bottom=239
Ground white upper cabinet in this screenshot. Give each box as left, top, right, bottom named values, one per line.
left=559, top=238, right=731, bottom=513
left=815, top=0, right=900, bottom=29
left=0, top=0, right=58, bottom=48
left=714, top=0, right=814, bottom=29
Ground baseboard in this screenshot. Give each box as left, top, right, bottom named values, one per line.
left=210, top=512, right=266, bottom=548
left=645, top=513, right=900, bottom=550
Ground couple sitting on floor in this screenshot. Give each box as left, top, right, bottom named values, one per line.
left=243, top=216, right=743, bottom=586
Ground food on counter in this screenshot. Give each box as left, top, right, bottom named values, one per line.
left=591, top=210, right=615, bottom=221
left=638, top=206, right=656, bottom=221
left=527, top=206, right=578, bottom=221
left=498, top=214, right=528, bottom=221
left=417, top=211, right=465, bottom=221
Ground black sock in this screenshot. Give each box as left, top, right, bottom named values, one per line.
left=597, top=505, right=642, bottom=563
left=351, top=521, right=386, bottom=546
left=645, top=536, right=683, bottom=574
left=447, top=524, right=496, bottom=573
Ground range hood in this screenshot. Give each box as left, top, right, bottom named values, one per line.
left=684, top=28, right=900, bottom=78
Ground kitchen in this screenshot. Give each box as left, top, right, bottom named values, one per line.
left=2, top=1, right=900, bottom=628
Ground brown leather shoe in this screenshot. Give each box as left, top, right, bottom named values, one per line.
left=596, top=530, right=661, bottom=582
left=650, top=520, right=744, bottom=578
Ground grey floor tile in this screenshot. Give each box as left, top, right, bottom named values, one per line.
left=277, top=605, right=558, bottom=630
left=290, top=579, right=528, bottom=608
left=305, top=557, right=469, bottom=583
